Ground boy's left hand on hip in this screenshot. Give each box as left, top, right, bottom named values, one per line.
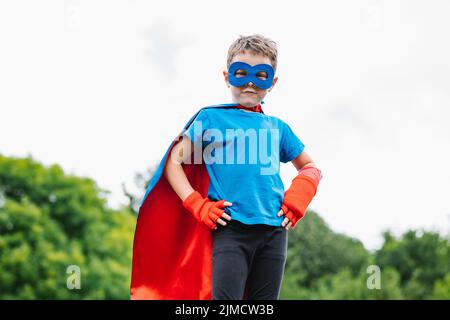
left=277, top=209, right=293, bottom=230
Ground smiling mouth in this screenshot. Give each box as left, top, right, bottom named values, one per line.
left=242, top=92, right=256, bottom=94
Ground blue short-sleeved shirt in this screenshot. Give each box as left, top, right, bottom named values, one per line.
left=183, top=107, right=304, bottom=226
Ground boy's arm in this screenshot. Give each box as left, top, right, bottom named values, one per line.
left=164, top=135, right=232, bottom=229
left=164, top=136, right=196, bottom=201
left=277, top=150, right=322, bottom=230
left=290, top=150, right=316, bottom=171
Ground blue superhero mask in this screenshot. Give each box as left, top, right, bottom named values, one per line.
left=228, top=61, right=275, bottom=90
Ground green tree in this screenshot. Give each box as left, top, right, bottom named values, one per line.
left=0, top=154, right=136, bottom=299
left=310, top=266, right=404, bottom=299
left=3, top=153, right=448, bottom=300
left=375, top=230, right=449, bottom=299
left=431, top=273, right=450, bottom=299
left=280, top=211, right=371, bottom=299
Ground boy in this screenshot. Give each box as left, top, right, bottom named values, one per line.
left=130, top=35, right=322, bottom=300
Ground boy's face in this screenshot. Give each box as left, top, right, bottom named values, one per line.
left=223, top=50, right=278, bottom=108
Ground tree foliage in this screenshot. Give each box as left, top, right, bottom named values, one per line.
left=0, top=154, right=135, bottom=299
left=1, top=153, right=448, bottom=299
left=374, top=230, right=449, bottom=299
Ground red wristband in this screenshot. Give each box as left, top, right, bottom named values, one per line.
left=282, top=166, right=322, bottom=228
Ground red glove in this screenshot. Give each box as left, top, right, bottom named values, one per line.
left=281, top=166, right=322, bottom=228
left=182, top=191, right=228, bottom=230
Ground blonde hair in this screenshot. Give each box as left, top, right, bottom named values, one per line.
left=227, top=34, right=278, bottom=72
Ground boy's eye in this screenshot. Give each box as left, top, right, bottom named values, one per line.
left=235, top=69, right=247, bottom=78
left=256, top=71, right=268, bottom=80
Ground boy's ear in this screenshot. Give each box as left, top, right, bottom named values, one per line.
left=223, top=70, right=230, bottom=87
left=269, top=76, right=278, bottom=92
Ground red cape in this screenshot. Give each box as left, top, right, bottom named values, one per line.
left=130, top=104, right=260, bottom=299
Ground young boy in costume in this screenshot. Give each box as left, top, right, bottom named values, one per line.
left=130, top=35, right=322, bottom=300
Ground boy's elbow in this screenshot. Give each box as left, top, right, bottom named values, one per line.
left=164, top=151, right=179, bottom=178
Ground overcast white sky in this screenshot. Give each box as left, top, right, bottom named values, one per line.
left=1, top=0, right=449, bottom=250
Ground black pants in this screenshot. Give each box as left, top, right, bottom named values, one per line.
left=212, top=219, right=288, bottom=300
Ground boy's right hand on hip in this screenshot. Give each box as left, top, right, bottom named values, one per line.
left=182, top=191, right=232, bottom=230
